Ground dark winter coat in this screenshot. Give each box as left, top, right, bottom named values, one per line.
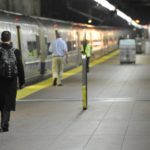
left=0, top=43, right=25, bottom=111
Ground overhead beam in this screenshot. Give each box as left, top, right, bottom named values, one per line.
left=67, top=2, right=103, bottom=23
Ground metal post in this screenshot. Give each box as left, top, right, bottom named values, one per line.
left=16, top=26, right=22, bottom=56
left=82, top=54, right=88, bottom=110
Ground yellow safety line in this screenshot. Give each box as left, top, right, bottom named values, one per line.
left=17, top=50, right=119, bottom=100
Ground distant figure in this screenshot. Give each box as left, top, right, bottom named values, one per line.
left=0, top=31, right=25, bottom=132
left=81, top=39, right=92, bottom=72
left=49, top=31, right=68, bottom=86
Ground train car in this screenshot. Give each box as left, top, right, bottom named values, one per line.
left=0, top=10, right=129, bottom=84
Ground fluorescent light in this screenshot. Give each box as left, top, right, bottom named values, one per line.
left=117, top=10, right=132, bottom=23
left=94, top=0, right=146, bottom=29
left=131, top=20, right=142, bottom=29
left=94, top=0, right=131, bottom=22
left=94, top=0, right=116, bottom=11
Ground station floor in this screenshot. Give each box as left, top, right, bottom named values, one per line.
left=1, top=51, right=150, bottom=150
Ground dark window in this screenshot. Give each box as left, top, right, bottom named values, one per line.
left=47, top=42, right=52, bottom=55
left=67, top=41, right=72, bottom=51
left=67, top=41, right=77, bottom=51
left=72, top=41, right=77, bottom=50
left=36, top=35, right=40, bottom=56
left=27, top=35, right=41, bottom=57
left=27, top=41, right=37, bottom=57
left=44, top=37, right=51, bottom=55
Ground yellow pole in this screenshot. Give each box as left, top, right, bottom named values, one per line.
left=82, top=53, right=87, bottom=110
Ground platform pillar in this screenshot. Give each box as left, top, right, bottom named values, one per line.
left=82, top=53, right=88, bottom=110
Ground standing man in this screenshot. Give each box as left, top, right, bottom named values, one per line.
left=0, top=31, right=25, bottom=132
left=49, top=31, right=68, bottom=86
left=81, top=39, right=92, bottom=72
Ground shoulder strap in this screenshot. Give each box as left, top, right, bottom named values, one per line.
left=0, top=47, right=15, bottom=51
left=10, top=47, right=16, bottom=51
left=8, top=48, right=17, bottom=56
left=0, top=47, right=5, bottom=53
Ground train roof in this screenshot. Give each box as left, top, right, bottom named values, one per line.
left=0, top=9, right=37, bottom=25
left=33, top=16, right=120, bottom=30
left=33, top=16, right=96, bottom=28
left=0, top=9, right=123, bottom=30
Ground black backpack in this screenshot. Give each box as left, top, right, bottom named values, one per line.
left=0, top=47, right=18, bottom=78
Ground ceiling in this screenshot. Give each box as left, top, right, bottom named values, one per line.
left=41, top=0, right=150, bottom=27
left=109, top=0, right=150, bottom=25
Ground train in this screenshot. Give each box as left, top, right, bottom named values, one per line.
left=0, top=10, right=130, bottom=84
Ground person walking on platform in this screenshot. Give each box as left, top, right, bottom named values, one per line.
left=81, top=39, right=92, bottom=72
left=0, top=31, right=25, bottom=132
left=49, top=31, right=68, bottom=86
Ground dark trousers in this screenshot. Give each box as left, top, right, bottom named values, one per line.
left=1, top=110, right=10, bottom=129
left=86, top=57, right=90, bottom=72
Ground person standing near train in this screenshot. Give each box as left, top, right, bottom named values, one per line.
left=81, top=39, right=92, bottom=72
left=49, top=31, right=68, bottom=86
left=0, top=31, right=25, bottom=132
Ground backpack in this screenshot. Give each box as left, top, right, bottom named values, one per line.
left=0, top=47, right=18, bottom=78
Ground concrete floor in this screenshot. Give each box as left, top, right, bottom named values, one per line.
left=1, top=53, right=150, bottom=150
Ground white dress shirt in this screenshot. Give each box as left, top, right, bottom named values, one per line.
left=49, top=38, right=68, bottom=56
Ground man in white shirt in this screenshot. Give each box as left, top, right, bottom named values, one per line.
left=49, top=31, right=68, bottom=86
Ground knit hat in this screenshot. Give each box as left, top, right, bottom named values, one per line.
left=1, top=31, right=11, bottom=42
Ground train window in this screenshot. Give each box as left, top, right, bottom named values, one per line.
left=67, top=41, right=77, bottom=51
left=27, top=41, right=40, bottom=58
left=103, top=37, right=108, bottom=46
left=36, top=35, right=40, bottom=56
left=67, top=41, right=72, bottom=51
left=47, top=42, right=52, bottom=55
left=72, top=41, right=77, bottom=50
left=45, top=37, right=52, bottom=55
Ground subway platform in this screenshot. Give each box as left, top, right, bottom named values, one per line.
left=1, top=51, right=150, bottom=150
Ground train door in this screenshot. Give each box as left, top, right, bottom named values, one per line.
left=36, top=26, right=47, bottom=75
left=18, top=24, right=42, bottom=83
left=67, top=29, right=81, bottom=67
left=43, top=27, right=56, bottom=75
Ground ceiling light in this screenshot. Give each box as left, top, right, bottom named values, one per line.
left=88, top=19, right=92, bottom=24
left=117, top=10, right=132, bottom=23
left=135, top=19, right=140, bottom=24
left=94, top=0, right=145, bottom=29
left=94, top=0, right=116, bottom=11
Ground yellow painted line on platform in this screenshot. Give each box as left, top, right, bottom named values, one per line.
left=17, top=78, right=53, bottom=100
left=17, top=50, right=119, bottom=100
left=90, top=50, right=119, bottom=67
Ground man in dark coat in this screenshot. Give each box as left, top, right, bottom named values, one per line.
left=0, top=31, right=25, bottom=132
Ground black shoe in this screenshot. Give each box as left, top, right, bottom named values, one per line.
left=53, top=78, right=57, bottom=86
left=57, top=84, right=63, bottom=86
left=0, top=128, right=9, bottom=132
